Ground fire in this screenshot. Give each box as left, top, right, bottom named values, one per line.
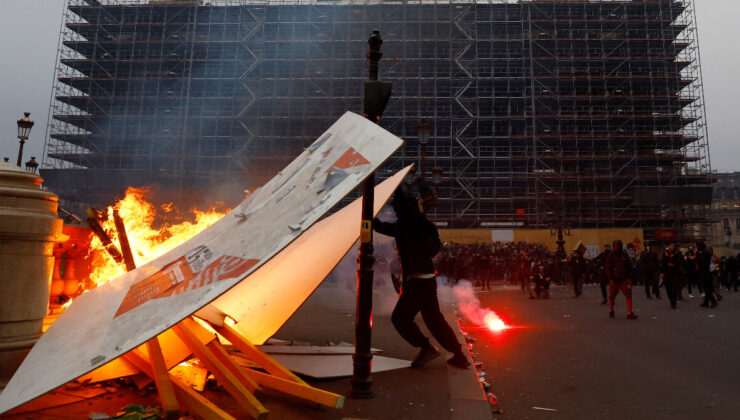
left=483, top=311, right=508, bottom=332
left=87, top=187, right=227, bottom=289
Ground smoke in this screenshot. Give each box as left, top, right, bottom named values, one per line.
left=309, top=206, right=401, bottom=315
left=451, top=280, right=505, bottom=329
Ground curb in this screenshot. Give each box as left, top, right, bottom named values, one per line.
left=439, top=289, right=493, bottom=420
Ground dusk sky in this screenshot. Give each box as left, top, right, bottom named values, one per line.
left=0, top=0, right=737, bottom=171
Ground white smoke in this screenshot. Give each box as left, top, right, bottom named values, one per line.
left=451, top=280, right=505, bottom=329
left=310, top=234, right=401, bottom=316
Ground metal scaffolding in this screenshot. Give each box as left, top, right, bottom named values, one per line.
left=43, top=0, right=712, bottom=238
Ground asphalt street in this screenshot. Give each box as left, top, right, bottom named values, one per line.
left=468, top=283, right=740, bottom=420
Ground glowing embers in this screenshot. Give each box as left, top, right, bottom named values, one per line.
left=483, top=311, right=509, bottom=332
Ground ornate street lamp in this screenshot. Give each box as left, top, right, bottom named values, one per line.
left=16, top=112, right=34, bottom=167
left=25, top=157, right=39, bottom=174
left=550, top=217, right=571, bottom=260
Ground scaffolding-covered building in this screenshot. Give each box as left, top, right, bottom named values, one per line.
left=43, top=0, right=712, bottom=239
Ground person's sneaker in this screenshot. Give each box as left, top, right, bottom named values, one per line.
left=609, top=311, right=615, bottom=319
left=688, top=294, right=694, bottom=298
left=700, top=302, right=708, bottom=308
left=601, top=299, right=608, bottom=305
left=447, top=352, right=471, bottom=369
left=710, top=302, right=718, bottom=308
left=411, top=346, right=440, bottom=368
left=626, top=312, right=638, bottom=320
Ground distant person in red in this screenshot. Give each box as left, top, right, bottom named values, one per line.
left=373, top=187, right=470, bottom=369
left=605, top=240, right=638, bottom=319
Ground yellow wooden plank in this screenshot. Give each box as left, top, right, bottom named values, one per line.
left=206, top=340, right=261, bottom=394
left=244, top=368, right=345, bottom=409
left=174, top=318, right=268, bottom=420
left=146, top=337, right=180, bottom=420
left=215, top=323, right=305, bottom=384
left=123, top=351, right=235, bottom=420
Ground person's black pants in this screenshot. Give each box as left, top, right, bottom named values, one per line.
left=572, top=274, right=583, bottom=297
left=393, top=277, right=461, bottom=353
left=643, top=271, right=660, bottom=298
left=700, top=273, right=718, bottom=306
left=664, top=276, right=680, bottom=308
left=599, top=271, right=608, bottom=300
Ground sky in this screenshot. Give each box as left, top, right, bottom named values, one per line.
left=0, top=0, right=737, bottom=171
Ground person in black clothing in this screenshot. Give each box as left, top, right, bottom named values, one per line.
left=638, top=245, right=660, bottom=299
left=731, top=254, right=740, bottom=292
left=718, top=256, right=730, bottom=291
left=529, top=265, right=551, bottom=299
left=605, top=240, right=637, bottom=319
left=594, top=244, right=612, bottom=304
left=373, top=188, right=469, bottom=369
left=696, top=241, right=718, bottom=308
left=569, top=245, right=587, bottom=298
left=660, top=242, right=684, bottom=309
left=684, top=247, right=699, bottom=297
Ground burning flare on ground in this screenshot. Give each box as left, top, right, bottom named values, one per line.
left=453, top=281, right=510, bottom=332
left=87, top=187, right=227, bottom=289
left=483, top=311, right=508, bottom=332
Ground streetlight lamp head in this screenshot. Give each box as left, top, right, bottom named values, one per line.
left=432, top=166, right=443, bottom=185
left=405, top=167, right=417, bottom=185
left=417, top=120, right=431, bottom=145
left=17, top=112, right=34, bottom=141
left=25, top=156, right=39, bottom=174
left=368, top=30, right=382, bottom=51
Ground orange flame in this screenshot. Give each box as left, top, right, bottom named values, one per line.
left=87, top=187, right=227, bottom=289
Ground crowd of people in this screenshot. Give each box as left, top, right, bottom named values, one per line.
left=435, top=239, right=740, bottom=316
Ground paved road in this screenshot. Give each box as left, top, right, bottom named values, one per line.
left=467, top=283, right=740, bottom=419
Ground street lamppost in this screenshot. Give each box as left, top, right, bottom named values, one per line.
left=16, top=112, right=34, bottom=167
left=352, top=30, right=392, bottom=400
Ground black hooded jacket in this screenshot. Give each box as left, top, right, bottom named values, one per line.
left=373, top=189, right=441, bottom=278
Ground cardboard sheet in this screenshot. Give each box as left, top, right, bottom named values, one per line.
left=267, top=354, right=411, bottom=379
left=0, top=112, right=403, bottom=414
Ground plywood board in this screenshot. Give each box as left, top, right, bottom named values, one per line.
left=202, top=166, right=413, bottom=344
left=265, top=354, right=411, bottom=379
left=0, top=112, right=403, bottom=415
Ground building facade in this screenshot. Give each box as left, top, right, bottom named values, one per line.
left=43, top=0, right=711, bottom=238
left=708, top=172, right=740, bottom=250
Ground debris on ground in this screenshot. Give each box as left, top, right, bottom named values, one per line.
left=111, top=404, right=160, bottom=420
